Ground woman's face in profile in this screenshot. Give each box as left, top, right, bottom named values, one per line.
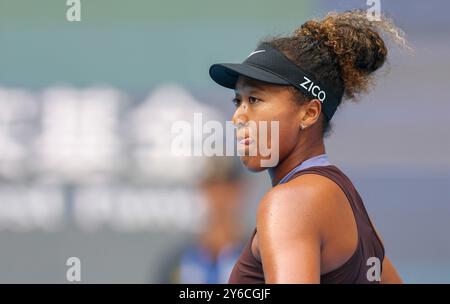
left=232, top=76, right=304, bottom=171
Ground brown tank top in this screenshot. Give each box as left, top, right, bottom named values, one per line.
left=228, top=165, right=385, bottom=284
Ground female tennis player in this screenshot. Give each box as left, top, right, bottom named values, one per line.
left=209, top=10, right=405, bottom=283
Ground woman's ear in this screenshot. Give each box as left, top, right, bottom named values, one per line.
left=299, top=99, right=322, bottom=129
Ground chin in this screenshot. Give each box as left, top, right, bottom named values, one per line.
left=239, top=156, right=269, bottom=172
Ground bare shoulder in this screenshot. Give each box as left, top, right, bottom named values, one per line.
left=256, top=173, right=343, bottom=238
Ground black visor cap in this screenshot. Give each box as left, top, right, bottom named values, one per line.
left=209, top=62, right=290, bottom=89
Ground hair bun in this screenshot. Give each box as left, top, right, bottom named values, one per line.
left=294, top=10, right=408, bottom=99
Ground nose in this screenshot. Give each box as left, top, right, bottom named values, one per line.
left=232, top=103, right=248, bottom=128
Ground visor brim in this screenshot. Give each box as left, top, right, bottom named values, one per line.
left=209, top=63, right=290, bottom=89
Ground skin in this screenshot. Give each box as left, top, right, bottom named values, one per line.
left=232, top=75, right=402, bottom=284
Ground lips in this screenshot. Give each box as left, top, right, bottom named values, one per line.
left=237, top=131, right=254, bottom=146
left=239, top=137, right=254, bottom=145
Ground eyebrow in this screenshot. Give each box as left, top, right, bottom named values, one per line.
left=235, top=84, right=267, bottom=96
left=246, top=81, right=267, bottom=90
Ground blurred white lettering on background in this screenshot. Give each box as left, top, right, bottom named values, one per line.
left=66, top=0, right=81, bottom=22
left=66, top=257, right=81, bottom=282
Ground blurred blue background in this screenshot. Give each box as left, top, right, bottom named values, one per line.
left=0, top=0, right=448, bottom=283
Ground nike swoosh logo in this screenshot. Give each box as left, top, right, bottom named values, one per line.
left=246, top=49, right=265, bottom=58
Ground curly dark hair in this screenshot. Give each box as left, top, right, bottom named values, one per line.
left=263, top=10, right=409, bottom=137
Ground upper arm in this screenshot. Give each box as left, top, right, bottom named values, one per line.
left=256, top=183, right=325, bottom=283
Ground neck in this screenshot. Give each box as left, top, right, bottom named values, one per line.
left=269, top=135, right=326, bottom=187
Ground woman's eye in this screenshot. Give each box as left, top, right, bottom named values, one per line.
left=232, top=96, right=260, bottom=107
left=248, top=96, right=260, bottom=104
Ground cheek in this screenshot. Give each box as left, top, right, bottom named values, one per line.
left=241, top=115, right=298, bottom=171
left=268, top=112, right=299, bottom=153
left=238, top=99, right=299, bottom=170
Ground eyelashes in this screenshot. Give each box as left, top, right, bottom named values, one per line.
left=248, top=96, right=259, bottom=104
left=232, top=96, right=262, bottom=107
